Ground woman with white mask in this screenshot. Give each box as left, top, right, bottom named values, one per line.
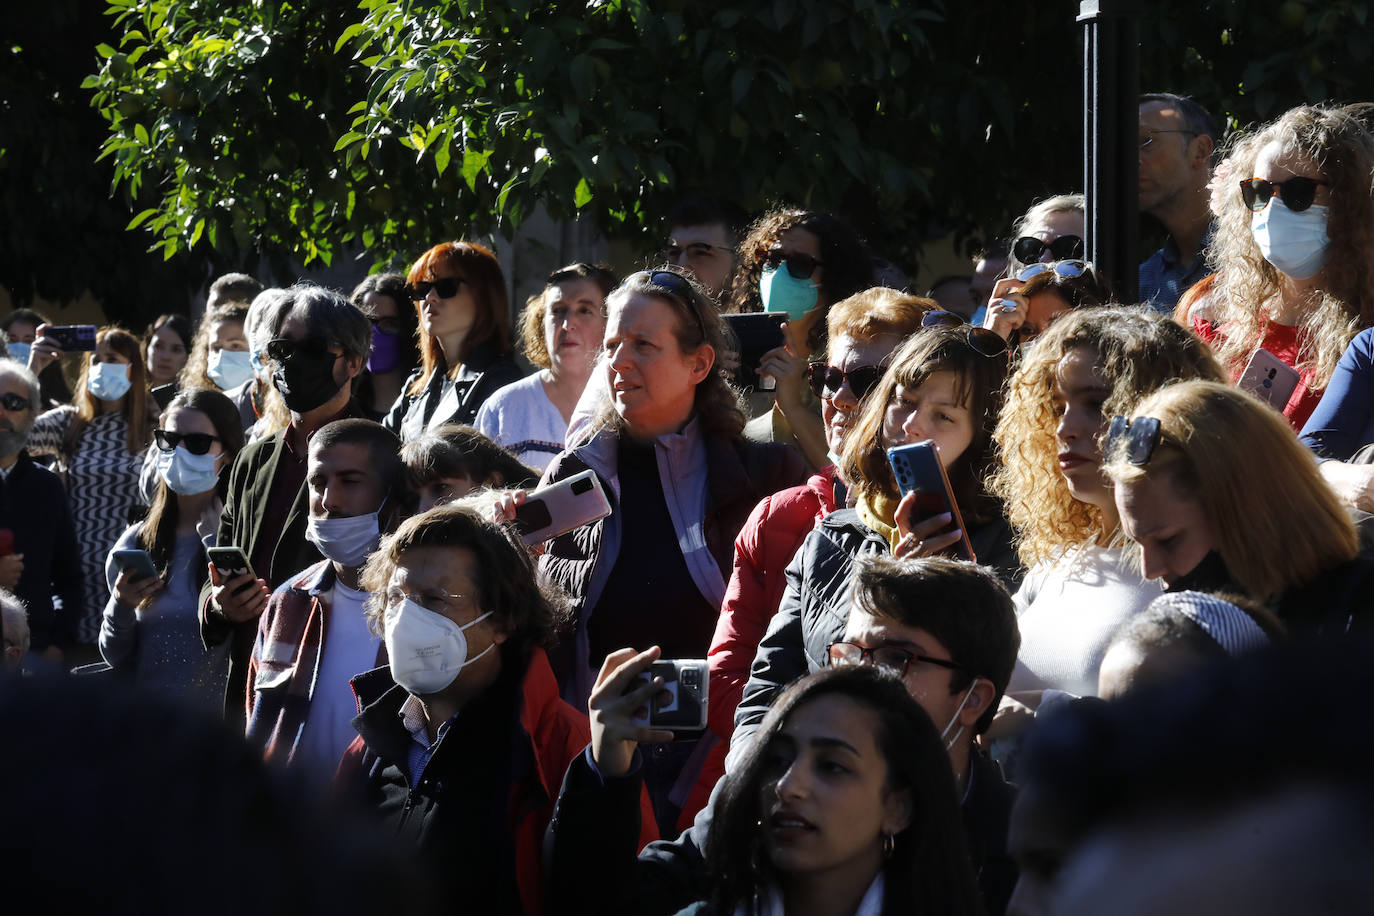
left=1191, top=103, right=1374, bottom=431
left=98, top=388, right=243, bottom=708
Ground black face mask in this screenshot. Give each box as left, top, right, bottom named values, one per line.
left=272, top=349, right=344, bottom=414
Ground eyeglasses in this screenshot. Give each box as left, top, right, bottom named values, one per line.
left=404, top=277, right=465, bottom=301
left=383, top=585, right=467, bottom=615
left=154, top=429, right=222, bottom=455
left=1015, top=260, right=1092, bottom=282
left=1105, top=415, right=1163, bottom=466
left=1012, top=235, right=1084, bottom=265
left=761, top=250, right=823, bottom=279
left=1139, top=129, right=1199, bottom=152
left=264, top=338, right=341, bottom=363
left=664, top=241, right=732, bottom=262
left=827, top=641, right=965, bottom=678
left=806, top=364, right=885, bottom=401
left=1239, top=176, right=1327, bottom=213
left=0, top=393, right=31, bottom=412
left=920, top=310, right=1010, bottom=358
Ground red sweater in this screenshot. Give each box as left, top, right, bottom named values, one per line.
left=1194, top=316, right=1322, bottom=429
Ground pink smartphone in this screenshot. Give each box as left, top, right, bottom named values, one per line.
left=1237, top=348, right=1299, bottom=411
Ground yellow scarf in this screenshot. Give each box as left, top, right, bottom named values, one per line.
left=856, top=490, right=904, bottom=553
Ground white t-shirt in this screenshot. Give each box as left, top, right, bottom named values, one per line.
left=295, top=581, right=381, bottom=780
left=475, top=372, right=568, bottom=471
left=1008, top=544, right=1163, bottom=698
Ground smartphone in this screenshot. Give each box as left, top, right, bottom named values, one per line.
left=721, top=313, right=787, bottom=392
left=45, top=325, right=98, bottom=352
left=151, top=382, right=180, bottom=412
left=206, top=546, right=257, bottom=594
left=111, top=548, right=160, bottom=582
left=512, top=470, right=612, bottom=546
left=886, top=440, right=976, bottom=562
left=628, top=659, right=709, bottom=732
left=0, top=529, right=13, bottom=557
left=1237, top=348, right=1300, bottom=411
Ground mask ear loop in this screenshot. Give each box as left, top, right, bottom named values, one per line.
left=940, top=680, right=982, bottom=751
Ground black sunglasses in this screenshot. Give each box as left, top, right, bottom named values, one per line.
left=921, top=310, right=1010, bottom=358
left=1013, top=234, right=1084, bottom=264
left=264, top=338, right=340, bottom=364
left=635, top=269, right=708, bottom=339
left=1105, top=415, right=1163, bottom=466
left=827, top=641, right=965, bottom=678
left=404, top=277, right=465, bottom=301
left=806, top=363, right=884, bottom=401
left=0, top=393, right=31, bottom=412
left=154, top=429, right=222, bottom=455
left=1239, top=176, right=1327, bottom=214
left=762, top=249, right=823, bottom=279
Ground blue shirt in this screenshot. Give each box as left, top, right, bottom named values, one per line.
left=1139, top=224, right=1213, bottom=314
left=1300, top=327, right=1374, bottom=460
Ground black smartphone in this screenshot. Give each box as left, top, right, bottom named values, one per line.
left=111, top=548, right=160, bottom=581
left=886, top=440, right=976, bottom=562
left=206, top=546, right=257, bottom=594
left=628, top=659, right=709, bottom=732
left=45, top=325, right=98, bottom=352
left=151, top=382, right=179, bottom=412
left=512, top=470, right=613, bottom=546
left=721, top=313, right=787, bottom=392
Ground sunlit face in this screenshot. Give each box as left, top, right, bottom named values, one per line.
left=1052, top=347, right=1113, bottom=510
left=162, top=406, right=229, bottom=476
left=208, top=319, right=249, bottom=355
left=668, top=222, right=735, bottom=297
left=1138, top=100, right=1203, bottom=214
left=146, top=325, right=187, bottom=386
left=418, top=265, right=478, bottom=342
left=604, top=294, right=712, bottom=439
left=758, top=695, right=909, bottom=882
left=1021, top=209, right=1085, bottom=263
left=880, top=370, right=975, bottom=470
left=307, top=441, right=386, bottom=521
left=1251, top=139, right=1332, bottom=212
left=543, top=278, right=607, bottom=378
left=1115, top=473, right=1216, bottom=585
left=822, top=333, right=901, bottom=457
left=1019, top=290, right=1074, bottom=343
left=415, top=475, right=479, bottom=514
left=6, top=322, right=37, bottom=346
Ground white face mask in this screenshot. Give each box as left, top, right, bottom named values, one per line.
left=1251, top=199, right=1331, bottom=280
left=305, top=509, right=381, bottom=568
left=88, top=361, right=132, bottom=401
left=384, top=596, right=494, bottom=696
left=207, top=348, right=256, bottom=391
left=940, top=682, right=980, bottom=751
left=156, top=445, right=220, bottom=496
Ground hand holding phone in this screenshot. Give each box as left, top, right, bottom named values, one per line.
left=627, top=659, right=708, bottom=732
left=512, top=470, right=612, bottom=546
left=587, top=647, right=678, bottom=778
left=206, top=546, right=270, bottom=623
left=887, top=440, right=976, bottom=562
left=1236, top=348, right=1300, bottom=411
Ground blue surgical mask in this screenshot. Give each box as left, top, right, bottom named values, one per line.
left=88, top=361, right=132, bottom=401
left=306, top=509, right=381, bottom=568
left=1251, top=200, right=1330, bottom=280
left=157, top=445, right=221, bottom=496
left=760, top=265, right=819, bottom=320
left=7, top=342, right=31, bottom=365
left=207, top=348, right=255, bottom=391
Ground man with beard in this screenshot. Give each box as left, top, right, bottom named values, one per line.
left=0, top=360, right=83, bottom=662
left=200, top=284, right=370, bottom=726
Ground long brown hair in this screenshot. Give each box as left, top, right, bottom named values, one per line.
left=405, top=241, right=512, bottom=395
left=66, top=326, right=151, bottom=457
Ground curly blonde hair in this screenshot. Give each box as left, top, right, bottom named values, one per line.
left=989, top=307, right=1225, bottom=568
left=1209, top=104, right=1374, bottom=389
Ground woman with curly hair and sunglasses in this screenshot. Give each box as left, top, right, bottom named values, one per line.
left=726, top=208, right=875, bottom=471
left=988, top=307, right=1225, bottom=702
left=383, top=241, right=525, bottom=442
left=1194, top=103, right=1374, bottom=430
left=525, top=268, right=806, bottom=835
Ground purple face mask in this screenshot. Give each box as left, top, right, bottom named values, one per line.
left=367, top=327, right=401, bottom=374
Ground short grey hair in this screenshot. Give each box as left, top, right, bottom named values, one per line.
left=280, top=283, right=372, bottom=361
left=0, top=589, right=30, bottom=656
left=0, top=358, right=42, bottom=415
left=245, top=288, right=293, bottom=358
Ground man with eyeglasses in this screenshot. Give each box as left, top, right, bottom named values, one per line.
left=548, top=554, right=1022, bottom=916
left=1138, top=93, right=1217, bottom=313
left=663, top=196, right=747, bottom=301
left=200, top=283, right=371, bottom=728
left=0, top=360, right=82, bottom=664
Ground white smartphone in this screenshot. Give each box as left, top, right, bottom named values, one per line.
left=512, top=470, right=613, bottom=546
left=1237, top=348, right=1299, bottom=411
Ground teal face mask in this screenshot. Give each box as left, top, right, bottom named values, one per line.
left=760, top=265, right=819, bottom=320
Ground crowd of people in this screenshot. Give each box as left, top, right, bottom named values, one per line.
left=4, top=93, right=1374, bottom=916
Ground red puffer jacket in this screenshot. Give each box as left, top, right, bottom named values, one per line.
left=677, top=467, right=839, bottom=829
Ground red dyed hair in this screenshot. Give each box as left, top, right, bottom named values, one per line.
left=405, top=241, right=512, bottom=394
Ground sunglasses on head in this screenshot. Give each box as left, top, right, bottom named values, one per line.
left=806, top=363, right=884, bottom=401
left=264, top=338, right=340, bottom=363
left=404, top=277, right=465, bottom=301
left=1015, top=260, right=1093, bottom=282
left=1105, top=415, right=1163, bottom=466
left=634, top=269, right=707, bottom=338
left=0, top=393, right=31, bottom=413
left=1238, top=176, right=1327, bottom=213
left=761, top=250, right=823, bottom=280
left=1013, top=234, right=1084, bottom=265
left=921, top=310, right=1010, bottom=358
left=154, top=429, right=222, bottom=455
